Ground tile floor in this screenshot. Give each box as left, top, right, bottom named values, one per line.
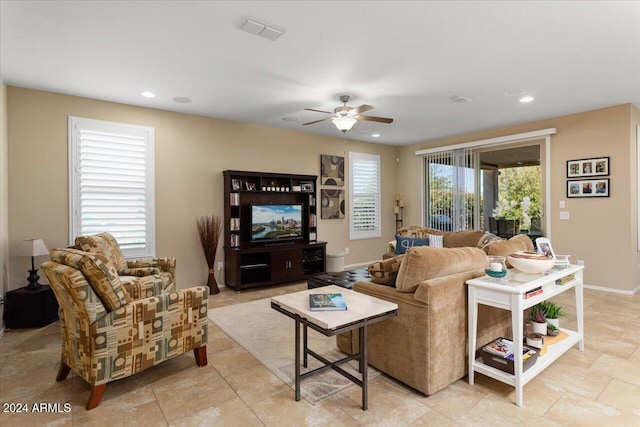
left=0, top=282, right=639, bottom=426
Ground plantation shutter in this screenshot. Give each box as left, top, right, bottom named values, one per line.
left=69, top=117, right=155, bottom=258
left=349, top=152, right=381, bottom=239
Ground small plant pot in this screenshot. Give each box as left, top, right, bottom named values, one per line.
left=547, top=318, right=560, bottom=329
left=547, top=327, right=559, bottom=337
left=532, top=321, right=547, bottom=335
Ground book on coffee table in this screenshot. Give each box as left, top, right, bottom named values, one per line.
left=309, top=293, right=347, bottom=311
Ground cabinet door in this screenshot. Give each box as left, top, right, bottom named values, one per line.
left=271, top=248, right=303, bottom=282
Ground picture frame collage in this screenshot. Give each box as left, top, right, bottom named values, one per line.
left=566, top=157, right=610, bottom=198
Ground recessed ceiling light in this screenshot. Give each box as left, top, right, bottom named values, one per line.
left=520, top=96, right=535, bottom=103
left=173, top=97, right=192, bottom=103
left=371, top=133, right=381, bottom=138
left=505, top=89, right=526, bottom=97
left=141, top=91, right=156, bottom=98
left=282, top=117, right=297, bottom=122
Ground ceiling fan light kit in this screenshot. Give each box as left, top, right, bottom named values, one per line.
left=332, top=116, right=357, bottom=132
left=303, top=95, right=394, bottom=133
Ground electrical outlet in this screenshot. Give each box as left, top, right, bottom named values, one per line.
left=217, top=261, right=224, bottom=270
left=577, top=260, right=584, bottom=266
left=345, top=247, right=349, bottom=254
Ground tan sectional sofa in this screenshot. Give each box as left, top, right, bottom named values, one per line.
left=338, top=231, right=533, bottom=396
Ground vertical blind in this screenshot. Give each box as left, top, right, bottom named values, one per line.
left=349, top=152, right=381, bottom=239
left=69, top=117, right=155, bottom=258
left=424, top=147, right=475, bottom=231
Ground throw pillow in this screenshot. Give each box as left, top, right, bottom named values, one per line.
left=484, top=234, right=534, bottom=257
left=368, top=256, right=403, bottom=287
left=428, top=234, right=444, bottom=248
left=477, top=232, right=502, bottom=250
left=394, top=235, right=430, bottom=254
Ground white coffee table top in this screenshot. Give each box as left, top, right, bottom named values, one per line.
left=271, top=285, right=398, bottom=330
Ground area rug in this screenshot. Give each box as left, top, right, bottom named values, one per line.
left=208, top=297, right=380, bottom=404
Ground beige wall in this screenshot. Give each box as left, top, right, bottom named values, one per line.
left=6, top=87, right=398, bottom=290
left=399, top=104, right=640, bottom=293
left=1, top=82, right=8, bottom=329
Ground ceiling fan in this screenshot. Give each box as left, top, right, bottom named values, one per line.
left=303, top=95, right=394, bottom=132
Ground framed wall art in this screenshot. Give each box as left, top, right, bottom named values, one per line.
left=320, top=189, right=345, bottom=219
left=567, top=178, right=609, bottom=198
left=321, top=155, right=345, bottom=186
left=566, top=156, right=609, bottom=178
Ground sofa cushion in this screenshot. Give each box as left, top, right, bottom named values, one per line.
left=368, top=256, right=403, bottom=286
left=395, top=246, right=488, bottom=293
left=484, top=234, right=534, bottom=256
left=51, top=248, right=130, bottom=311
left=443, top=229, right=484, bottom=248
left=394, top=235, right=430, bottom=254
left=477, top=232, right=502, bottom=250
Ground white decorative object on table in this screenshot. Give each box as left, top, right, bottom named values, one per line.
left=507, top=251, right=555, bottom=274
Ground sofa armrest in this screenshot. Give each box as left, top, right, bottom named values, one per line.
left=119, top=267, right=161, bottom=277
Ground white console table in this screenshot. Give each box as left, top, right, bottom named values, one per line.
left=466, top=265, right=584, bottom=407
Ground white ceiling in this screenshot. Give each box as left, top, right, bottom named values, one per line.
left=1, top=1, right=639, bottom=146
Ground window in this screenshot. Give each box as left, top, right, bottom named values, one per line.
left=69, top=116, right=155, bottom=258
left=349, top=152, right=381, bottom=239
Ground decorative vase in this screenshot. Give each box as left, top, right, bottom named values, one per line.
left=532, top=321, right=547, bottom=335
left=207, top=269, right=219, bottom=295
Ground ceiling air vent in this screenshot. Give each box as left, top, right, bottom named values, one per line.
left=240, top=17, right=285, bottom=41
left=449, top=95, right=472, bottom=103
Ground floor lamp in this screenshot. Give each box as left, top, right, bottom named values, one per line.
left=18, top=238, right=50, bottom=290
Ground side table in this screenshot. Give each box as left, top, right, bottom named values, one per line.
left=271, top=285, right=397, bottom=410
left=4, top=285, right=59, bottom=328
left=466, top=265, right=584, bottom=407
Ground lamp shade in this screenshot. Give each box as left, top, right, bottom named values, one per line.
left=332, top=116, right=357, bottom=132
left=18, top=238, right=49, bottom=257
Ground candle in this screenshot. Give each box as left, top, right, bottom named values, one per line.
left=490, top=262, right=502, bottom=272
left=395, top=193, right=400, bottom=201
left=394, top=206, right=399, bottom=214
left=399, top=200, right=404, bottom=207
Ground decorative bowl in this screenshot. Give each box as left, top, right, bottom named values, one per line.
left=507, top=251, right=555, bottom=274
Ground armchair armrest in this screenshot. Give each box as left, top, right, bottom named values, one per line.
left=119, top=267, right=160, bottom=277
left=121, top=275, right=164, bottom=300
left=125, top=257, right=176, bottom=278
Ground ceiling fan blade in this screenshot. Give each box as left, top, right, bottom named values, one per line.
left=303, top=117, right=333, bottom=126
left=355, top=115, right=394, bottom=124
left=349, top=104, right=374, bottom=115
left=304, top=108, right=334, bottom=114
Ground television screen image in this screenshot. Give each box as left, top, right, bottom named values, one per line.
left=251, top=204, right=303, bottom=242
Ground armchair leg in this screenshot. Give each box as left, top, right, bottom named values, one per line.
left=56, top=362, right=71, bottom=381
left=194, top=346, right=208, bottom=366
left=86, top=384, right=107, bottom=410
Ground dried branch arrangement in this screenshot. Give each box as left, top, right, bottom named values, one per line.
left=196, top=214, right=222, bottom=294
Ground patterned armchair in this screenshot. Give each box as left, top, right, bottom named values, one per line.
left=42, top=248, right=208, bottom=410
left=73, top=232, right=176, bottom=293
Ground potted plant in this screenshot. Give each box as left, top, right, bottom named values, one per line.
left=542, top=301, right=565, bottom=329
left=547, top=322, right=560, bottom=337
left=530, top=303, right=547, bottom=335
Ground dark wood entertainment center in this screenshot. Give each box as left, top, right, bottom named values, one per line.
left=223, top=170, right=326, bottom=290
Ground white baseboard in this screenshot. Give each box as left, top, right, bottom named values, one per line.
left=583, top=283, right=640, bottom=296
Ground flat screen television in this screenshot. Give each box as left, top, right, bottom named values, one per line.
left=251, top=204, right=304, bottom=242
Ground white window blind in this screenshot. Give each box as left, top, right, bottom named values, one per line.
left=349, top=152, right=381, bottom=239
left=424, top=147, right=475, bottom=231
left=69, top=117, right=155, bottom=258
